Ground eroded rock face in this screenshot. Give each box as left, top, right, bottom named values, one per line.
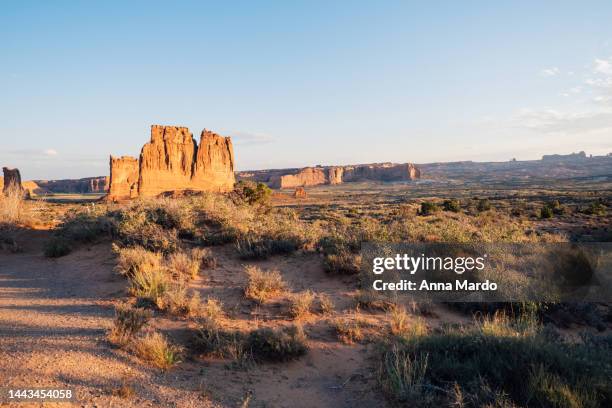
left=108, top=125, right=235, bottom=199
left=108, top=156, right=139, bottom=200
left=2, top=167, right=25, bottom=196
left=261, top=162, right=420, bottom=189
left=269, top=167, right=327, bottom=189
left=34, top=177, right=109, bottom=194
left=294, top=186, right=307, bottom=198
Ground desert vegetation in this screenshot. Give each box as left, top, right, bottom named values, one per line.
left=2, top=177, right=610, bottom=407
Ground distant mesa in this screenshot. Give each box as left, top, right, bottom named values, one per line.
left=542, top=151, right=587, bottom=161
left=241, top=162, right=421, bottom=189
left=107, top=125, right=235, bottom=201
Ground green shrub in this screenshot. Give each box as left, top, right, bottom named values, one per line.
left=235, top=236, right=300, bottom=260
left=442, top=199, right=461, bottom=213
left=476, top=198, right=491, bottom=212
left=44, top=237, right=72, bottom=258
left=582, top=201, right=607, bottom=216
left=246, top=325, right=308, bottom=361
left=232, top=181, right=272, bottom=206
left=540, top=205, right=554, bottom=219
left=418, top=202, right=439, bottom=216
left=378, top=315, right=611, bottom=407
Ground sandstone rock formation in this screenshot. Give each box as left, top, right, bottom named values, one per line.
left=2, top=167, right=27, bottom=197
left=294, top=186, right=307, bottom=198
left=108, top=156, right=139, bottom=200
left=251, top=162, right=420, bottom=189
left=33, top=176, right=109, bottom=194
left=269, top=167, right=327, bottom=189
left=107, top=125, right=235, bottom=200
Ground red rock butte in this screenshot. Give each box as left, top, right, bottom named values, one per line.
left=108, top=125, right=235, bottom=200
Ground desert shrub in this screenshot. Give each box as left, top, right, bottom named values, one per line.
left=0, top=183, right=26, bottom=226
left=43, top=237, right=72, bottom=258
left=128, top=264, right=169, bottom=304
left=246, top=325, right=308, bottom=361
left=418, top=202, right=439, bottom=216
left=232, top=181, right=272, bottom=206
left=108, top=304, right=151, bottom=347
left=244, top=266, right=286, bottom=303
left=442, top=199, right=461, bottom=213
left=289, top=290, right=315, bottom=319
left=476, top=198, right=491, bottom=212
left=166, top=248, right=204, bottom=280
left=158, top=283, right=201, bottom=317
left=334, top=315, right=369, bottom=344
left=235, top=235, right=300, bottom=260
left=388, top=306, right=410, bottom=337
left=356, top=289, right=394, bottom=311
left=377, top=314, right=611, bottom=407
left=540, top=205, right=554, bottom=219
left=114, top=245, right=162, bottom=277
left=194, top=247, right=217, bottom=269
left=132, top=331, right=182, bottom=370
left=323, top=250, right=361, bottom=275
left=200, top=297, right=224, bottom=321
left=319, top=293, right=335, bottom=315
left=54, top=209, right=113, bottom=243
left=193, top=317, right=246, bottom=360
left=111, top=201, right=181, bottom=254
left=582, top=201, right=607, bottom=216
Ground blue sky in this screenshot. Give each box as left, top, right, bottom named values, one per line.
left=2, top=1, right=612, bottom=180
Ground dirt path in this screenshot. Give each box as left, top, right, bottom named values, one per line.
left=0, top=233, right=388, bottom=408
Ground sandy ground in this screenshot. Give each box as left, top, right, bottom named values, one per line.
left=0, top=230, right=390, bottom=408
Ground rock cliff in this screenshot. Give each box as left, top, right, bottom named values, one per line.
left=108, top=156, right=139, bottom=200
left=108, top=125, right=235, bottom=200
left=252, top=162, right=420, bottom=189
left=33, top=176, right=109, bottom=194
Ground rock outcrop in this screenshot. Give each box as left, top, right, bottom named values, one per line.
left=2, top=167, right=27, bottom=197
left=252, top=162, right=420, bottom=189
left=294, top=186, right=307, bottom=198
left=108, top=156, right=139, bottom=200
left=33, top=176, right=109, bottom=194
left=108, top=125, right=235, bottom=200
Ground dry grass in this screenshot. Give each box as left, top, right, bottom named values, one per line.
left=289, top=290, right=315, bottom=319
left=318, top=293, right=334, bottom=315
left=166, top=249, right=202, bottom=280
left=132, top=331, right=182, bottom=370
left=128, top=265, right=169, bottom=303
left=246, top=325, right=308, bottom=362
left=244, top=265, right=287, bottom=303
left=0, top=183, right=25, bottom=225
left=114, top=245, right=162, bottom=277
left=107, top=304, right=151, bottom=347
left=334, top=315, right=369, bottom=344
left=200, top=297, right=224, bottom=321
left=158, top=283, right=201, bottom=317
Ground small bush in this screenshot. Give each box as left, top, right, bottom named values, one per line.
left=200, top=297, right=224, bottom=321
left=166, top=250, right=201, bottom=280
left=334, top=316, right=368, bottom=344
left=236, top=236, right=300, bottom=260
left=442, top=199, right=461, bottom=213
left=319, top=294, right=335, bottom=315
left=244, top=266, right=286, bottom=303
left=194, top=247, right=217, bottom=269
left=246, top=325, right=308, bottom=361
left=194, top=317, right=245, bottom=360
left=476, top=198, right=491, bottom=212
left=44, top=237, right=72, bottom=258
left=323, top=251, right=361, bottom=275
left=540, top=205, right=553, bottom=219
left=108, top=304, right=151, bottom=347
left=54, top=210, right=113, bottom=243
left=582, top=201, right=607, bottom=216
left=128, top=265, right=169, bottom=304
left=418, top=202, right=439, bottom=216
left=389, top=306, right=410, bottom=337
left=132, top=331, right=182, bottom=370
left=232, top=181, right=272, bottom=206
left=158, top=283, right=201, bottom=317
left=114, top=245, right=162, bottom=277
left=289, top=290, right=315, bottom=319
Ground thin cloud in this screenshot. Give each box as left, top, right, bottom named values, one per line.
left=227, top=131, right=276, bottom=145
left=514, top=108, right=612, bottom=134
left=540, top=67, right=560, bottom=77
left=44, top=149, right=58, bottom=156
left=594, top=58, right=612, bottom=75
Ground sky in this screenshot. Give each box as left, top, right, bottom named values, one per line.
left=2, top=1, right=612, bottom=180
